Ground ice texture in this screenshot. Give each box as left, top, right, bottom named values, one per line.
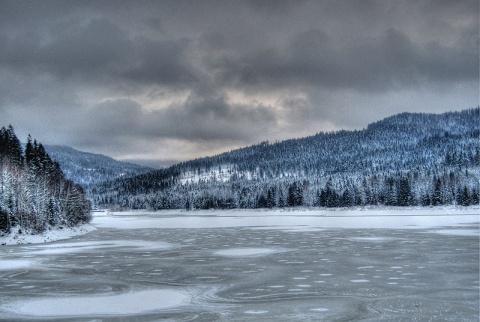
left=0, top=208, right=478, bottom=321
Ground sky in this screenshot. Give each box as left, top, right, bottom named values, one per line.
left=0, top=0, right=478, bottom=166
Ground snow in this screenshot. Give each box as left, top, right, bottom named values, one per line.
left=5, top=289, right=189, bottom=316
left=179, top=164, right=234, bottom=184
left=427, top=229, right=479, bottom=236
left=93, top=206, right=479, bottom=231
left=0, top=224, right=96, bottom=245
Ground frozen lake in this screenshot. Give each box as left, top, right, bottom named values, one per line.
left=1, top=208, right=479, bottom=321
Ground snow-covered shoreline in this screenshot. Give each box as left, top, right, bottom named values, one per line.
left=0, top=224, right=96, bottom=245
left=102, top=205, right=480, bottom=217
left=92, top=206, right=479, bottom=232
left=2, top=205, right=478, bottom=245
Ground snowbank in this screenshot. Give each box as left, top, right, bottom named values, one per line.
left=0, top=224, right=96, bottom=245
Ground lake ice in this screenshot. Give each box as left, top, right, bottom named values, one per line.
left=0, top=208, right=478, bottom=321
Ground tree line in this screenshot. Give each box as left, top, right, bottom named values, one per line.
left=0, top=126, right=91, bottom=234
left=93, top=169, right=479, bottom=210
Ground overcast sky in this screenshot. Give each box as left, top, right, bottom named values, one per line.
left=0, top=0, right=478, bottom=165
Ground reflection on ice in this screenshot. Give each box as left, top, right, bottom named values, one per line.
left=8, top=289, right=189, bottom=316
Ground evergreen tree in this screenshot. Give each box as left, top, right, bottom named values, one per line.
left=0, top=127, right=91, bottom=234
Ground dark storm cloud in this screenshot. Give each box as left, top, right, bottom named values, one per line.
left=123, top=37, right=198, bottom=86
left=0, top=15, right=197, bottom=88
left=210, top=27, right=477, bottom=92
left=0, top=0, right=477, bottom=160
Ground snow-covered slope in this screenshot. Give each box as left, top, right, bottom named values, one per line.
left=92, top=108, right=480, bottom=210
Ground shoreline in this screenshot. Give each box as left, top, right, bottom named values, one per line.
left=101, top=205, right=480, bottom=216
left=0, top=224, right=97, bottom=245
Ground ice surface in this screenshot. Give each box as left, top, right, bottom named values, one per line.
left=7, top=289, right=189, bottom=316
left=0, top=208, right=478, bottom=321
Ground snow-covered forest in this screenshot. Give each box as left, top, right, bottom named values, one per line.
left=0, top=126, right=91, bottom=234
left=91, top=108, right=480, bottom=210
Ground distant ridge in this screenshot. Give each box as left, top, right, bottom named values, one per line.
left=44, top=145, right=153, bottom=186
left=91, top=108, right=480, bottom=210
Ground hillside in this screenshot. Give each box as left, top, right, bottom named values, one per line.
left=91, top=108, right=480, bottom=210
left=44, top=145, right=153, bottom=186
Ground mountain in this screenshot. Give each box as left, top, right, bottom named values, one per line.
left=43, top=145, right=153, bottom=186
left=91, top=108, right=480, bottom=210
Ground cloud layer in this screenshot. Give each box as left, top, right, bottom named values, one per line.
left=0, top=0, right=478, bottom=161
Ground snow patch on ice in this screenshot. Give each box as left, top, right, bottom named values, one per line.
left=5, top=289, right=189, bottom=317
left=428, top=229, right=479, bottom=236
left=351, top=237, right=393, bottom=242
left=0, top=260, right=34, bottom=271
left=214, top=248, right=276, bottom=257
left=311, top=308, right=329, bottom=312
left=244, top=310, right=268, bottom=314
left=350, top=279, right=370, bottom=283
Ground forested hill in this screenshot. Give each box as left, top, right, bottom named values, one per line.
left=0, top=128, right=91, bottom=234
left=44, top=145, right=153, bottom=186
left=92, top=108, right=480, bottom=210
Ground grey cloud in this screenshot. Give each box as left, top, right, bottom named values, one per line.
left=2, top=1, right=476, bottom=93
left=123, top=37, right=198, bottom=86
left=1, top=17, right=130, bottom=77
left=211, top=27, right=477, bottom=93
left=0, top=0, right=477, bottom=160
left=72, top=97, right=277, bottom=150
left=157, top=96, right=278, bottom=141
left=41, top=19, right=132, bottom=78
left=1, top=15, right=198, bottom=88
left=83, top=99, right=144, bottom=137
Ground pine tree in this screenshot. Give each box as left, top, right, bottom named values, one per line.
left=0, top=128, right=91, bottom=234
